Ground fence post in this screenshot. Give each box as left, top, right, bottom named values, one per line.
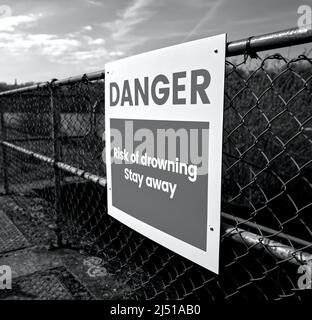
left=0, top=100, right=9, bottom=194
left=50, top=85, right=63, bottom=245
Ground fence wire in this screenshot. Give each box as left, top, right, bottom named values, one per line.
left=0, top=32, right=312, bottom=301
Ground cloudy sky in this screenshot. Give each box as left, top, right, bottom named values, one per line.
left=0, top=0, right=309, bottom=83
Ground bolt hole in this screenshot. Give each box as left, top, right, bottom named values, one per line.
left=214, top=49, right=218, bottom=54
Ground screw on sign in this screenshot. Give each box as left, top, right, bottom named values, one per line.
left=0, top=265, right=12, bottom=290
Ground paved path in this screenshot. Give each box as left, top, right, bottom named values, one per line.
left=0, top=196, right=129, bottom=300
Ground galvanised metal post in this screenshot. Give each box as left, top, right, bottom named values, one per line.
left=50, top=85, right=63, bottom=245
left=0, top=99, right=9, bottom=194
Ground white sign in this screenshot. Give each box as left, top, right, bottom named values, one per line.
left=105, top=34, right=226, bottom=274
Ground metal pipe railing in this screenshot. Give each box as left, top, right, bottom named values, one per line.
left=0, top=70, right=105, bottom=96
left=222, top=212, right=312, bottom=249
left=227, top=26, right=312, bottom=56
left=223, top=224, right=312, bottom=265
left=0, top=140, right=107, bottom=187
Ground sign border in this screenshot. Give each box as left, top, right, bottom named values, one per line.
left=105, top=33, right=226, bottom=274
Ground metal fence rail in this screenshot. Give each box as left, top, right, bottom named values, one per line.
left=0, top=27, right=312, bottom=301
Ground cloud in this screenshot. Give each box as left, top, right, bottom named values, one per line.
left=0, top=13, right=42, bottom=32
left=86, top=0, right=103, bottom=6
left=83, top=25, right=93, bottom=31
left=231, top=10, right=291, bottom=26
left=109, top=51, right=124, bottom=57
left=0, top=33, right=80, bottom=55
left=83, top=35, right=105, bottom=46
left=0, top=31, right=108, bottom=67
left=101, top=0, right=156, bottom=60
left=57, top=48, right=109, bottom=65
left=104, top=0, right=154, bottom=41
left=183, top=0, right=224, bottom=41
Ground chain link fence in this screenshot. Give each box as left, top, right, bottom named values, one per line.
left=0, top=27, right=312, bottom=301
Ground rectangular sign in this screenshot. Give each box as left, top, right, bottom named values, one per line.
left=105, top=34, right=226, bottom=274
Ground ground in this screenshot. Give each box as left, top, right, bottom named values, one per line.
left=0, top=195, right=130, bottom=300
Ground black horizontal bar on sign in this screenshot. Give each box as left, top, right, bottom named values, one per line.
left=0, top=27, right=312, bottom=97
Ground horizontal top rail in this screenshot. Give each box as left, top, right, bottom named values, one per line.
left=0, top=70, right=105, bottom=97
left=0, top=27, right=312, bottom=97
left=226, top=26, right=312, bottom=56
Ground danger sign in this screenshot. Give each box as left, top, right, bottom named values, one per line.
left=105, top=34, right=226, bottom=274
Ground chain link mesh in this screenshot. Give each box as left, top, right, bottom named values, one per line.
left=0, top=44, right=312, bottom=301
